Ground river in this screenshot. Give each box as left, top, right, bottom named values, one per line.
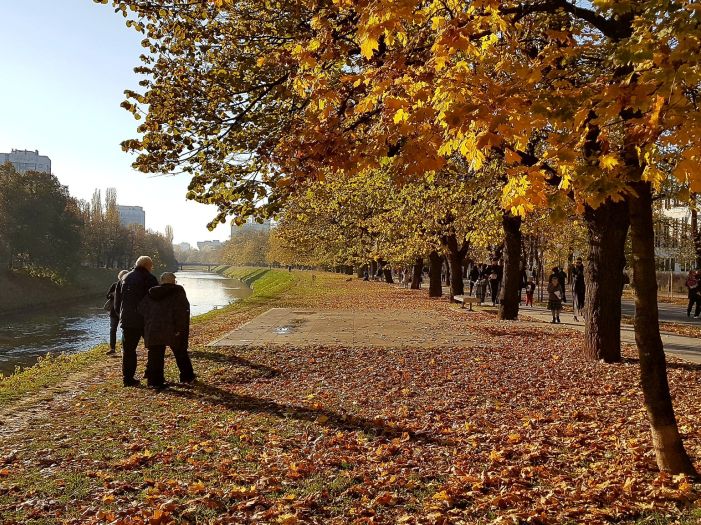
left=0, top=271, right=251, bottom=376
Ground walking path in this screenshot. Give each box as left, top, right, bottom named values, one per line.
left=491, top=303, right=701, bottom=364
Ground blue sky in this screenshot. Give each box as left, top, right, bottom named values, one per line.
left=0, top=0, right=231, bottom=246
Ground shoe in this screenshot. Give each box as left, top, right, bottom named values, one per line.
left=123, top=378, right=140, bottom=387
left=106, top=348, right=116, bottom=355
left=148, top=382, right=171, bottom=391
left=557, top=318, right=561, bottom=323
left=551, top=320, right=557, bottom=324
left=573, top=316, right=578, bottom=322
left=180, top=376, right=197, bottom=385
left=695, top=315, right=700, bottom=319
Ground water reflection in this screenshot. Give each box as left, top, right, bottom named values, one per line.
left=0, top=271, right=250, bottom=376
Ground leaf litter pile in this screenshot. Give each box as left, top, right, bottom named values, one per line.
left=1, top=273, right=700, bottom=524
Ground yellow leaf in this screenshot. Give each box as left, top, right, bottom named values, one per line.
left=599, top=154, right=620, bottom=170
left=360, top=35, right=379, bottom=59
left=393, top=108, right=409, bottom=124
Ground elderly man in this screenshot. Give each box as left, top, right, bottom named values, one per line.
left=138, top=272, right=194, bottom=389
left=114, top=256, right=158, bottom=386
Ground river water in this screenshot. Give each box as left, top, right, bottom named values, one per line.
left=0, top=271, right=251, bottom=376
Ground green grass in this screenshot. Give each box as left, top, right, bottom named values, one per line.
left=0, top=269, right=298, bottom=409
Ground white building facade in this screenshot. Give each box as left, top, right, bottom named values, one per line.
left=0, top=149, right=51, bottom=174
left=118, top=205, right=146, bottom=228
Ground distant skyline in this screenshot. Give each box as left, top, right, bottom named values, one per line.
left=0, top=1, right=231, bottom=246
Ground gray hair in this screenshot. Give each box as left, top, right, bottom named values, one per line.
left=118, top=270, right=129, bottom=280
left=135, top=256, right=153, bottom=269
left=160, top=272, right=176, bottom=284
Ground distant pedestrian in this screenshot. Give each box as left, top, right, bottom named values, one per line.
left=468, top=265, right=479, bottom=296
left=115, top=256, right=159, bottom=387
left=138, top=272, right=194, bottom=389
left=487, top=261, right=501, bottom=306
left=525, top=277, right=535, bottom=307
left=403, top=270, right=411, bottom=288
left=686, top=269, right=701, bottom=318
left=571, top=257, right=586, bottom=322
left=558, top=267, right=568, bottom=302
left=475, top=275, right=488, bottom=304
left=547, top=274, right=562, bottom=323
left=363, top=269, right=369, bottom=281
left=105, top=270, right=128, bottom=355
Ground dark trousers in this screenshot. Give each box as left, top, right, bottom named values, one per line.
left=121, top=327, right=144, bottom=382
left=109, top=315, right=119, bottom=350
left=688, top=296, right=701, bottom=317
left=490, top=280, right=499, bottom=304
left=172, top=344, right=195, bottom=382
left=145, top=345, right=167, bottom=386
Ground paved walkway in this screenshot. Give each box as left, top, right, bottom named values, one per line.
left=211, top=308, right=477, bottom=348
left=497, top=303, right=701, bottom=364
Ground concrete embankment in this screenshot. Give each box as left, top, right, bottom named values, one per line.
left=0, top=268, right=117, bottom=316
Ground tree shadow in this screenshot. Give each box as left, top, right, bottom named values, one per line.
left=191, top=350, right=280, bottom=378
left=623, top=357, right=701, bottom=372
left=164, top=382, right=447, bottom=446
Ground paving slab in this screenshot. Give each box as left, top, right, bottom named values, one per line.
left=210, top=308, right=476, bottom=348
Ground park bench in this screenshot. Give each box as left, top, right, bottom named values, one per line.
left=452, top=295, right=480, bottom=310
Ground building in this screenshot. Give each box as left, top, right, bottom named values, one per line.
left=118, top=205, right=146, bottom=228
left=197, top=240, right=222, bottom=252
left=231, top=216, right=272, bottom=238
left=175, top=242, right=191, bottom=252
left=0, top=149, right=51, bottom=174
left=655, top=199, right=693, bottom=272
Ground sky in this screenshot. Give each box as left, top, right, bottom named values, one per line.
left=0, top=0, right=231, bottom=246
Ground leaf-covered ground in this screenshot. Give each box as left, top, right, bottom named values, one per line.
left=1, top=271, right=700, bottom=524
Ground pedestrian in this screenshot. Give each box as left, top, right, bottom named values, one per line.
left=547, top=273, right=562, bottom=323
left=114, top=256, right=159, bottom=387
left=105, top=270, right=129, bottom=355
left=571, top=257, right=586, bottom=322
left=138, top=272, right=194, bottom=389
left=475, top=275, right=488, bottom=304
left=686, top=269, right=701, bottom=318
left=363, top=269, right=369, bottom=281
left=468, top=265, right=479, bottom=296
left=487, top=261, right=501, bottom=306
left=558, top=266, right=568, bottom=302
left=403, top=269, right=412, bottom=288
left=525, top=276, right=535, bottom=307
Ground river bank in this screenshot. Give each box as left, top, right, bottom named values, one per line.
left=1, top=270, right=699, bottom=524
left=0, top=268, right=116, bottom=316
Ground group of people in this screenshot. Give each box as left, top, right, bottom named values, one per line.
left=105, top=256, right=195, bottom=390
left=546, top=257, right=586, bottom=323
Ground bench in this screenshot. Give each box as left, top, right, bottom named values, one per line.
left=452, top=295, right=480, bottom=310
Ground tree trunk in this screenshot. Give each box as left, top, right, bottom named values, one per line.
left=428, top=251, right=443, bottom=298
left=443, top=234, right=468, bottom=297
left=583, top=199, right=629, bottom=363
left=629, top=180, right=696, bottom=475
left=411, top=258, right=423, bottom=289
left=691, top=194, right=701, bottom=269
left=499, top=212, right=521, bottom=320
left=357, top=265, right=366, bottom=279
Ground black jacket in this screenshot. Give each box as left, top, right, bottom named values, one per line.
left=115, top=267, right=158, bottom=329
left=137, top=283, right=190, bottom=347
left=106, top=281, right=119, bottom=318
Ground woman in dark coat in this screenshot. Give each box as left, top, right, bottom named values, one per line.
left=138, top=272, right=194, bottom=388
left=571, top=257, right=586, bottom=322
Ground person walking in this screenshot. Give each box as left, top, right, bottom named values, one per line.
left=468, top=265, right=479, bottom=296
left=114, top=256, right=159, bottom=387
left=571, top=257, right=586, bottom=322
left=105, top=270, right=128, bottom=355
left=547, top=274, right=563, bottom=323
left=138, top=272, right=194, bottom=389
left=685, top=269, right=701, bottom=318
left=525, top=276, right=536, bottom=307
left=486, top=261, right=501, bottom=306
left=558, top=266, right=568, bottom=302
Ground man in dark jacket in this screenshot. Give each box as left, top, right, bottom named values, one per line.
left=105, top=270, right=129, bottom=355
left=138, top=272, right=194, bottom=389
left=114, top=256, right=158, bottom=386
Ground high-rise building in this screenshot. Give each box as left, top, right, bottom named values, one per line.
left=0, top=149, right=51, bottom=174
left=197, top=240, right=222, bottom=252
left=231, top=216, right=272, bottom=238
left=118, top=205, right=146, bottom=228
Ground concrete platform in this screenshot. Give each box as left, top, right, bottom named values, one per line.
left=210, top=308, right=475, bottom=348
